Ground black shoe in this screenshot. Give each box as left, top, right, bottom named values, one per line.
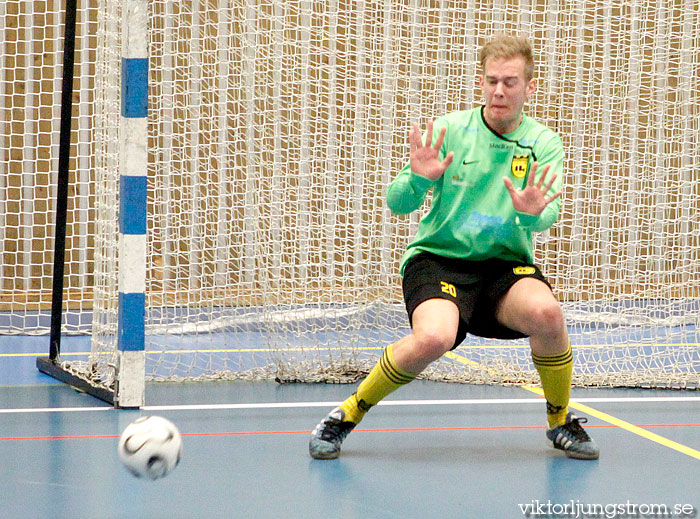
left=547, top=412, right=600, bottom=460
left=309, top=407, right=356, bottom=460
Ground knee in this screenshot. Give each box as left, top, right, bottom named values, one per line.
left=526, top=301, right=565, bottom=338
left=412, top=328, right=456, bottom=362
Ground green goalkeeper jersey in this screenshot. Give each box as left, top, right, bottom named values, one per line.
left=387, top=106, right=564, bottom=274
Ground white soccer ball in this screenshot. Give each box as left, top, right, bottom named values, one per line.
left=118, top=416, right=182, bottom=480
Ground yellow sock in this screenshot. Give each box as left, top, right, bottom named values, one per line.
left=532, top=345, right=573, bottom=428
left=339, top=343, right=416, bottom=424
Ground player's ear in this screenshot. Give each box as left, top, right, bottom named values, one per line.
left=526, top=78, right=536, bottom=99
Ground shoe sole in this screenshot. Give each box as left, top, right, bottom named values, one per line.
left=309, top=443, right=341, bottom=460
left=310, top=451, right=340, bottom=460
left=548, top=437, right=600, bottom=460
left=549, top=441, right=599, bottom=460
left=563, top=449, right=599, bottom=460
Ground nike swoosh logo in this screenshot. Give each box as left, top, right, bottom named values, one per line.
left=462, top=160, right=479, bottom=165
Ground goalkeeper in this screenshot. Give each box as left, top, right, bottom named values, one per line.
left=310, top=34, right=599, bottom=460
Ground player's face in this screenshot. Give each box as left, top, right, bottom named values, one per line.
left=480, top=56, right=535, bottom=134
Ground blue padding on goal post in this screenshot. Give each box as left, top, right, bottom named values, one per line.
left=118, top=292, right=145, bottom=352
left=121, top=58, right=148, bottom=118
left=119, top=175, right=147, bottom=235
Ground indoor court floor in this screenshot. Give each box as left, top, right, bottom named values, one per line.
left=1, top=336, right=699, bottom=519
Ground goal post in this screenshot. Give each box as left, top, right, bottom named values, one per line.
left=35, top=0, right=79, bottom=386
left=34, top=0, right=123, bottom=405
left=37, top=0, right=149, bottom=408
left=114, top=0, right=149, bottom=408
left=1, top=0, right=698, bottom=405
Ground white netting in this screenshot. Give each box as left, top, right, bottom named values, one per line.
left=1, top=1, right=98, bottom=334
left=2, top=0, right=700, bottom=389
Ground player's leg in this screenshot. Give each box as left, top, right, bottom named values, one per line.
left=496, top=277, right=570, bottom=424
left=496, top=277, right=568, bottom=356
left=495, top=277, right=599, bottom=460
left=309, top=298, right=460, bottom=459
left=339, top=297, right=460, bottom=423
left=391, top=298, right=460, bottom=373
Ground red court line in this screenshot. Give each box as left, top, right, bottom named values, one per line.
left=0, top=423, right=698, bottom=441
left=0, top=434, right=120, bottom=441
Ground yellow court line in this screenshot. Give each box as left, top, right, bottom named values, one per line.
left=0, top=346, right=389, bottom=358
left=446, top=349, right=700, bottom=461
left=444, top=350, right=505, bottom=374
left=521, top=385, right=700, bottom=461
left=454, top=343, right=700, bottom=350
left=0, top=352, right=93, bottom=358
left=6, top=342, right=695, bottom=358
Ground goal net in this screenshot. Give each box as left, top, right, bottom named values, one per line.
left=2, top=0, right=700, bottom=396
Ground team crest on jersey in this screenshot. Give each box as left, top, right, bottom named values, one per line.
left=511, top=154, right=529, bottom=179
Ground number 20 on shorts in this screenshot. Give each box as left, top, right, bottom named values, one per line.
left=440, top=281, right=457, bottom=298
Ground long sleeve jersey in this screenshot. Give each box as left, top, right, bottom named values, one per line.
left=387, top=106, right=564, bottom=275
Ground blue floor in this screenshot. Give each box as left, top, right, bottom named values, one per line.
left=0, top=337, right=699, bottom=518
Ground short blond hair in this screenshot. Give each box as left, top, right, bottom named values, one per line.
left=479, top=34, right=534, bottom=81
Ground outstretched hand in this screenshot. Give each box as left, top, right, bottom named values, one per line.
left=409, top=120, right=454, bottom=180
left=503, top=162, right=562, bottom=215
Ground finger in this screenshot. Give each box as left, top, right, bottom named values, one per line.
left=527, top=161, right=538, bottom=187
left=410, top=122, right=422, bottom=150
left=409, top=125, right=418, bottom=152
left=414, top=123, right=425, bottom=150
left=442, top=151, right=454, bottom=169
left=544, top=190, right=562, bottom=206
left=536, top=164, right=551, bottom=190
left=543, top=172, right=557, bottom=194
left=425, top=119, right=434, bottom=147
left=434, top=126, right=447, bottom=151
left=503, top=177, right=516, bottom=196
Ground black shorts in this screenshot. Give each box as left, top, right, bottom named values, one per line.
left=402, top=251, right=552, bottom=348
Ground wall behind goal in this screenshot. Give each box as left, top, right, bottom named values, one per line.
left=2, top=0, right=699, bottom=335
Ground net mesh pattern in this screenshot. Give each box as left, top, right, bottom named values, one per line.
left=2, top=0, right=699, bottom=389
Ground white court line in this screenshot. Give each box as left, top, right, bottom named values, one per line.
left=0, top=396, right=698, bottom=414
left=146, top=396, right=700, bottom=412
